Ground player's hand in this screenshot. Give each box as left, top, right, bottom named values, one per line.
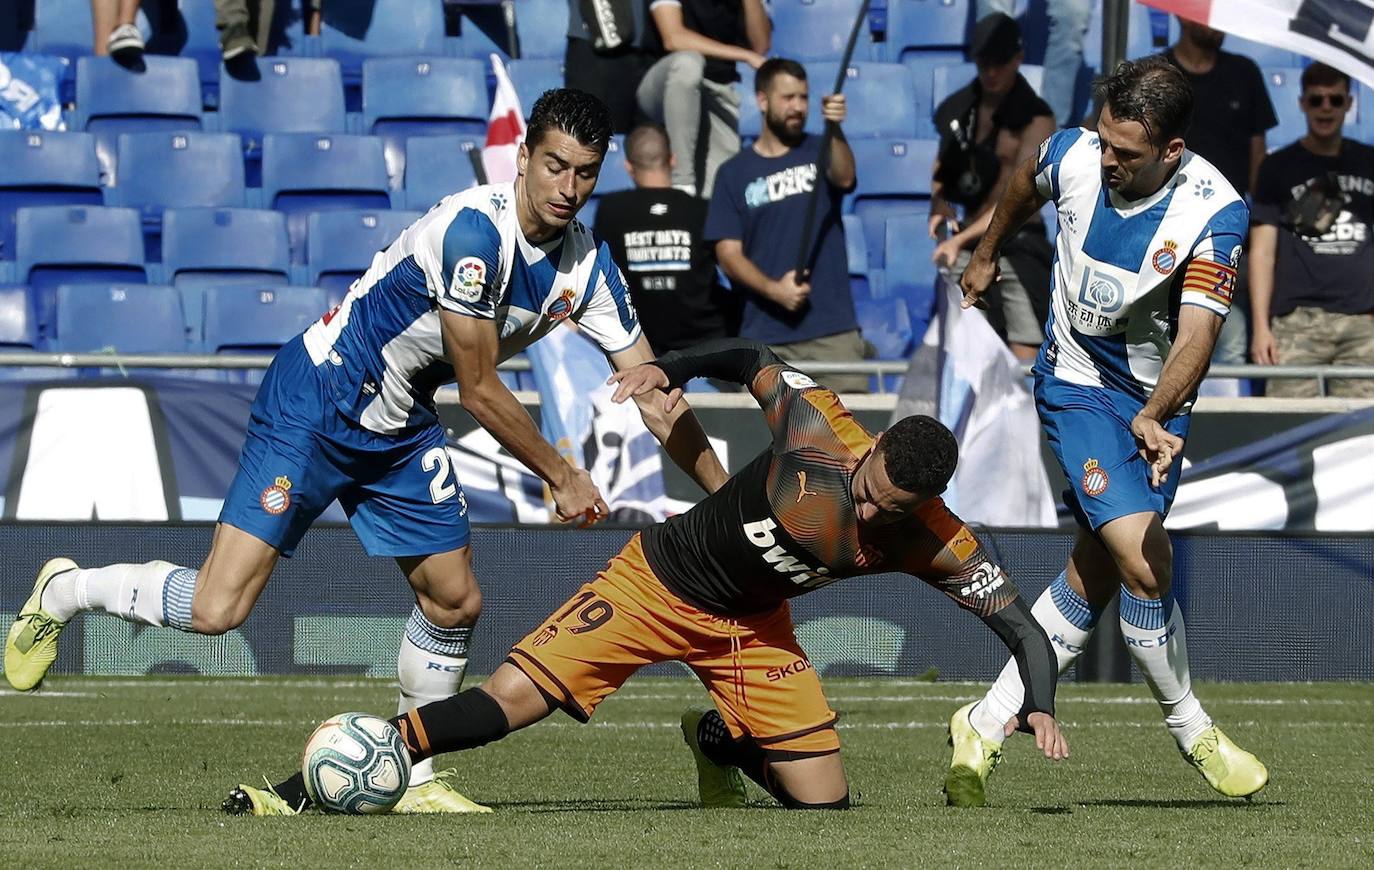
left=550, top=467, right=609, bottom=526
left=769, top=270, right=812, bottom=313
left=1007, top=712, right=1069, bottom=761
left=820, top=94, right=846, bottom=125
left=1250, top=325, right=1280, bottom=366
left=1131, top=414, right=1185, bottom=488
left=932, top=238, right=962, bottom=268
left=606, top=364, right=685, bottom=414
left=959, top=253, right=998, bottom=310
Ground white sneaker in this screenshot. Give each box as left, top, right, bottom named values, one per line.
left=106, top=23, right=145, bottom=59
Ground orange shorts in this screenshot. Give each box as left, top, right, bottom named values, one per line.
left=508, top=534, right=840, bottom=755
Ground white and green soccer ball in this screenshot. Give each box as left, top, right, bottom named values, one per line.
left=301, top=712, right=411, bottom=814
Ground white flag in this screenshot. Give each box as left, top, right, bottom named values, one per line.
left=482, top=53, right=526, bottom=183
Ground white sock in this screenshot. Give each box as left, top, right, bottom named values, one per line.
left=971, top=570, right=1100, bottom=744
left=397, top=606, right=472, bottom=787
left=1119, top=586, right=1212, bottom=751
left=39, top=561, right=196, bottom=629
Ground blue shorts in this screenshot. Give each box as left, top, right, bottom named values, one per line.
left=1034, top=375, right=1190, bottom=531
left=219, top=336, right=469, bottom=558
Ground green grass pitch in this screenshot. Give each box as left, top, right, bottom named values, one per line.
left=1, top=677, right=1368, bottom=868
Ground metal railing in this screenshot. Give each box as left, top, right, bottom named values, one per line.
left=1, top=352, right=1373, bottom=395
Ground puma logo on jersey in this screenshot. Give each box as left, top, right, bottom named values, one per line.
left=796, top=471, right=818, bottom=503
left=743, top=518, right=834, bottom=589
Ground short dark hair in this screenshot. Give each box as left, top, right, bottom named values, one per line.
left=1301, top=62, right=1350, bottom=93
left=625, top=123, right=671, bottom=170
left=1096, top=55, right=1193, bottom=148
left=526, top=88, right=613, bottom=155
left=755, top=58, right=807, bottom=94
left=879, top=415, right=958, bottom=497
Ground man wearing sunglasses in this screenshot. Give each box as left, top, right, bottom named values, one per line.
left=1249, top=62, right=1374, bottom=397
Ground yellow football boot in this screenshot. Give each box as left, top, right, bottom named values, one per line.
left=392, top=768, right=493, bottom=813
left=1183, top=726, right=1269, bottom=798
left=5, top=558, right=79, bottom=691
left=944, top=701, right=1003, bottom=808
left=222, top=782, right=304, bottom=816
left=680, top=706, right=748, bottom=808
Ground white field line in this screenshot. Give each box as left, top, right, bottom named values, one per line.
left=0, top=718, right=1331, bottom=730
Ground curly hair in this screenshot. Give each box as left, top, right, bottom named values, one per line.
left=526, top=88, right=614, bottom=156
left=1096, top=55, right=1193, bottom=148
left=879, top=415, right=958, bottom=497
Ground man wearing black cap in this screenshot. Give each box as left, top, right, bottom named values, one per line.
left=929, top=13, right=1056, bottom=362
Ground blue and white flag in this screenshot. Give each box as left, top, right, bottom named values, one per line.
left=893, top=274, right=1056, bottom=527
left=0, top=53, right=66, bottom=130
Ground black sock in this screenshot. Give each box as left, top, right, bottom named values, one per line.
left=696, top=710, right=849, bottom=810
left=392, top=687, right=510, bottom=761
left=271, top=771, right=312, bottom=809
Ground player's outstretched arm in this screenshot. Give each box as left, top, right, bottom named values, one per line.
left=441, top=310, right=608, bottom=523
left=608, top=338, right=783, bottom=404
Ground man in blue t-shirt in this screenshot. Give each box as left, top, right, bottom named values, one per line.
left=705, top=58, right=865, bottom=393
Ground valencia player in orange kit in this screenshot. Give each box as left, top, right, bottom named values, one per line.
left=227, top=339, right=1067, bottom=814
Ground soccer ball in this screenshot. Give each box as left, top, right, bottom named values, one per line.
left=301, top=712, right=412, bottom=814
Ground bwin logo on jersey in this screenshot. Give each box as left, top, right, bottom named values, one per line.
left=1077, top=268, right=1125, bottom=313
left=743, top=518, right=834, bottom=589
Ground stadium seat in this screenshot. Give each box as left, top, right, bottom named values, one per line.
left=0, top=131, right=104, bottom=262
left=53, top=283, right=188, bottom=354
left=508, top=58, right=564, bottom=121
left=804, top=63, right=917, bottom=138
left=15, top=205, right=148, bottom=337
left=513, top=0, right=570, bottom=59
left=771, top=0, right=878, bottom=62
left=846, top=138, right=937, bottom=266
left=217, top=57, right=347, bottom=180
left=854, top=295, right=913, bottom=360
left=162, top=207, right=292, bottom=333
left=1263, top=67, right=1308, bottom=150
left=595, top=136, right=633, bottom=196
left=319, top=0, right=446, bottom=87
left=261, top=133, right=393, bottom=263
left=0, top=285, right=40, bottom=349
left=25, top=0, right=96, bottom=60
left=1223, top=34, right=1299, bottom=68
left=901, top=51, right=962, bottom=138
left=361, top=57, right=489, bottom=186
left=404, top=135, right=483, bottom=210
left=108, top=132, right=247, bottom=260
left=883, top=213, right=938, bottom=336
left=202, top=284, right=327, bottom=382
left=307, top=209, right=421, bottom=304
left=737, top=62, right=762, bottom=141
left=884, top=0, right=969, bottom=61
left=842, top=214, right=873, bottom=302
left=72, top=56, right=204, bottom=184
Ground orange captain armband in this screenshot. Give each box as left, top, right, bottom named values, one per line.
left=1181, top=258, right=1237, bottom=308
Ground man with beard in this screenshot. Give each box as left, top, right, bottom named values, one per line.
left=705, top=59, right=865, bottom=393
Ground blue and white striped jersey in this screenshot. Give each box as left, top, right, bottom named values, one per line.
left=302, top=182, right=641, bottom=434
left=1033, top=128, right=1248, bottom=403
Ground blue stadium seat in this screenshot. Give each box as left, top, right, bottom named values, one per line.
left=362, top=57, right=489, bottom=186
left=883, top=213, right=938, bottom=336
left=595, top=136, right=633, bottom=196
left=804, top=62, right=916, bottom=138
left=1263, top=67, right=1307, bottom=150
left=841, top=214, right=872, bottom=301
left=218, top=57, right=347, bottom=179
left=0, top=285, right=40, bottom=349
left=854, top=296, right=913, bottom=360
left=202, top=284, right=326, bottom=382
left=53, top=283, right=188, bottom=354
left=0, top=131, right=103, bottom=262
left=1224, top=34, right=1299, bottom=68
left=16, top=206, right=148, bottom=337
left=261, top=133, right=393, bottom=263
left=515, top=0, right=570, bottom=59
left=737, top=62, right=762, bottom=141
left=109, top=132, right=247, bottom=260
left=508, top=58, right=564, bottom=121
left=884, top=0, right=969, bottom=61
left=162, top=207, right=292, bottom=333
left=771, top=0, right=878, bottom=62
left=307, top=209, right=421, bottom=304
left=404, top=135, right=483, bottom=210
left=319, top=0, right=446, bottom=86
left=847, top=138, right=936, bottom=265
left=901, top=51, right=962, bottom=138
left=73, top=56, right=204, bottom=184
left=26, top=0, right=95, bottom=60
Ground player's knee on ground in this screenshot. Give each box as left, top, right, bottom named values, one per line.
left=767, top=750, right=850, bottom=809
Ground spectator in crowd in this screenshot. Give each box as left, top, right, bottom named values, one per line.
left=595, top=124, right=736, bottom=357
left=92, top=0, right=143, bottom=60
left=930, top=13, right=1055, bottom=361
left=215, top=0, right=273, bottom=60
left=638, top=0, right=770, bottom=198
left=1164, top=17, right=1278, bottom=372
left=977, top=0, right=1091, bottom=128
left=706, top=59, right=866, bottom=394
left=1249, top=63, right=1374, bottom=398
left=565, top=0, right=657, bottom=133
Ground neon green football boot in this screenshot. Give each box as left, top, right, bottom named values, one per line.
left=5, top=557, right=79, bottom=691
left=392, top=768, right=493, bottom=813
left=222, top=781, right=304, bottom=816
left=680, top=706, right=748, bottom=808
left=1182, top=726, right=1268, bottom=798
left=944, top=701, right=1003, bottom=808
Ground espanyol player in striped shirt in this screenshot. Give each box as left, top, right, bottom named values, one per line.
left=942, top=57, right=1268, bottom=807
left=6, top=90, right=727, bottom=814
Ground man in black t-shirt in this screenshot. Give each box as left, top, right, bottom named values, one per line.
left=637, top=0, right=771, bottom=198
left=1249, top=63, right=1374, bottom=398
left=594, top=124, right=735, bottom=355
